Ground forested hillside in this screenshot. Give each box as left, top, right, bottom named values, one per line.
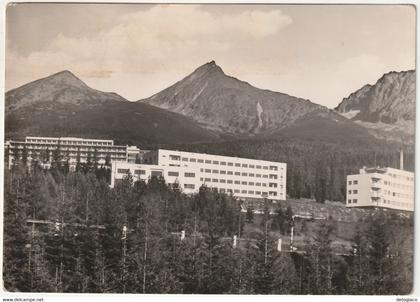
left=3, top=159, right=413, bottom=294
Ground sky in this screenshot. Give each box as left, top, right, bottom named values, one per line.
left=5, top=4, right=416, bottom=108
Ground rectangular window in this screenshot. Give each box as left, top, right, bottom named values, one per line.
left=242, top=163, right=248, bottom=168
left=241, top=181, right=247, bottom=185
left=348, top=180, right=352, bottom=185
left=212, top=170, right=219, bottom=174
left=353, top=190, right=358, bottom=194
left=249, top=173, right=255, bottom=177
left=248, top=190, right=254, bottom=194
left=263, top=175, right=268, bottom=178
left=256, top=182, right=261, bottom=186
left=220, top=179, right=226, bottom=183
left=198, top=159, right=204, bottom=163
left=117, top=168, right=130, bottom=174
left=151, top=171, right=162, bottom=177
left=212, top=179, right=218, bottom=183
left=249, top=165, right=255, bottom=168
left=241, top=190, right=247, bottom=194
left=200, top=178, right=203, bottom=181
left=256, top=191, right=261, bottom=195
left=263, top=166, right=268, bottom=170
left=227, top=180, right=233, bottom=184
left=235, top=172, right=240, bottom=176
left=269, top=183, right=278, bottom=188
left=184, top=172, right=195, bottom=178
left=182, top=157, right=188, bottom=162
left=234, top=189, right=240, bottom=193
left=200, top=168, right=204, bottom=172
left=262, top=183, right=267, bottom=187
left=235, top=163, right=241, bottom=167
left=241, top=172, right=248, bottom=176
left=205, top=178, right=211, bottom=182
left=228, top=162, right=233, bottom=166
left=256, top=165, right=262, bottom=169
left=234, top=181, right=240, bottom=185
left=190, top=158, right=196, bottom=162
left=205, top=169, right=211, bottom=173
left=168, top=171, right=179, bottom=177
left=270, top=166, right=278, bottom=171
left=269, top=174, right=278, bottom=179
left=169, top=155, right=180, bottom=160
left=135, top=169, right=146, bottom=175
left=213, top=160, right=219, bottom=165
left=249, top=182, right=254, bottom=186
left=354, top=180, right=358, bottom=185
left=184, top=184, right=195, bottom=189
left=220, top=170, right=226, bottom=175
left=220, top=161, right=226, bottom=165
left=227, top=189, right=233, bottom=193
left=269, top=191, right=277, bottom=196
left=227, top=171, right=233, bottom=175
left=353, top=199, right=357, bottom=203
left=348, top=199, right=351, bottom=203
left=205, top=160, right=211, bottom=164
left=256, top=174, right=262, bottom=178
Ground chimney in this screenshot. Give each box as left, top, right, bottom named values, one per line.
left=400, top=148, right=404, bottom=170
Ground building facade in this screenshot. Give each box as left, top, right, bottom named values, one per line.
left=112, top=149, right=287, bottom=201
left=5, top=136, right=137, bottom=168
left=346, top=167, right=414, bottom=212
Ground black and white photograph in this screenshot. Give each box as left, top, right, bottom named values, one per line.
left=1, top=2, right=416, bottom=297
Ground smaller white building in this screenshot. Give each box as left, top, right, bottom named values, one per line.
left=346, top=167, right=414, bottom=212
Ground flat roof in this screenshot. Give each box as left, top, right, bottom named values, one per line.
left=157, top=148, right=286, bottom=165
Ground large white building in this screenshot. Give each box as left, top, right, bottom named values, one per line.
left=5, top=136, right=139, bottom=168
left=346, top=166, right=414, bottom=212
left=111, top=149, right=287, bottom=201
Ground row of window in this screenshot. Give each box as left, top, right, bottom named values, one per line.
left=200, top=168, right=281, bottom=179
left=387, top=173, right=414, bottom=181
left=11, top=145, right=126, bottom=152
left=167, top=171, right=195, bottom=178
left=376, top=199, right=411, bottom=208
left=209, top=187, right=279, bottom=197
left=200, top=177, right=280, bottom=188
left=14, top=150, right=125, bottom=158
left=348, top=180, right=358, bottom=185
left=348, top=197, right=412, bottom=208
left=383, top=181, right=413, bottom=190
left=168, top=154, right=281, bottom=171
left=117, top=169, right=163, bottom=177
left=25, top=139, right=113, bottom=146
left=347, top=188, right=413, bottom=200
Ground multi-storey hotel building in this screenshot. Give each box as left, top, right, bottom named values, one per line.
left=346, top=166, right=414, bottom=212
left=6, top=136, right=135, bottom=167
left=111, top=149, right=287, bottom=201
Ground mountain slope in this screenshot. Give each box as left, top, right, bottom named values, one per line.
left=6, top=70, right=127, bottom=112
left=5, top=71, right=221, bottom=146
left=335, top=70, right=415, bottom=143
left=141, top=61, right=321, bottom=135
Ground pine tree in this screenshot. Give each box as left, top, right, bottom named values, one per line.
left=3, top=171, right=31, bottom=291
left=245, top=206, right=254, bottom=223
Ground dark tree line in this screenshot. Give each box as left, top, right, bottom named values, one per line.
left=3, top=157, right=413, bottom=294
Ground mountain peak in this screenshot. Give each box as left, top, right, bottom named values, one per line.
left=47, top=70, right=87, bottom=88
left=191, top=60, right=225, bottom=78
